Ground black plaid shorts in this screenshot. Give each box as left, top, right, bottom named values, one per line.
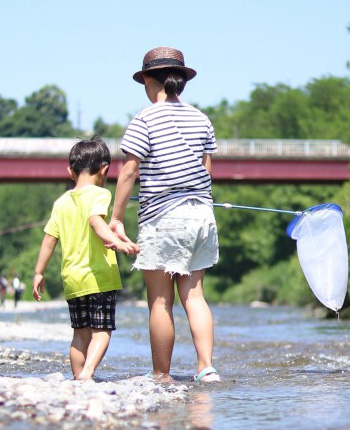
left=67, top=291, right=117, bottom=330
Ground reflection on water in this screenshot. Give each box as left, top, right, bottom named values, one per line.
left=145, top=391, right=215, bottom=430
left=2, top=303, right=350, bottom=429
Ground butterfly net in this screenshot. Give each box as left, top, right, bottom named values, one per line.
left=286, top=203, right=348, bottom=312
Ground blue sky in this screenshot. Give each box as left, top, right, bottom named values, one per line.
left=1, top=0, right=349, bottom=130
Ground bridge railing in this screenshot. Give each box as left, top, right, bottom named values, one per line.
left=0, top=138, right=349, bottom=158
left=214, top=139, right=350, bottom=157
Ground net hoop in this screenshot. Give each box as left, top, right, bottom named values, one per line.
left=286, top=203, right=342, bottom=239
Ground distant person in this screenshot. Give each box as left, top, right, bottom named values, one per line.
left=109, top=47, right=220, bottom=382
left=0, top=274, right=8, bottom=307
left=12, top=274, right=22, bottom=308
left=32, top=135, right=139, bottom=380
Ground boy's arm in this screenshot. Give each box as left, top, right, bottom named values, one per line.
left=89, top=215, right=139, bottom=255
left=110, top=153, right=140, bottom=242
left=33, top=234, right=58, bottom=301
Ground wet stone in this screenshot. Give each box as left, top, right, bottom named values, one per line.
left=18, top=351, right=31, bottom=361
left=0, top=373, right=189, bottom=428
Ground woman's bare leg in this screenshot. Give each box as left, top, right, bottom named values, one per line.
left=144, top=270, right=175, bottom=381
left=177, top=270, right=218, bottom=378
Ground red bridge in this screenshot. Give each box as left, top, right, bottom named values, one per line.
left=1, top=138, right=349, bottom=183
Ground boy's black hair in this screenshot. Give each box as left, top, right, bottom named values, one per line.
left=69, top=135, right=111, bottom=175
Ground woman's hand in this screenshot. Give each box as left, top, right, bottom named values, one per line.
left=104, top=234, right=140, bottom=255
left=109, top=219, right=129, bottom=241
left=108, top=219, right=140, bottom=254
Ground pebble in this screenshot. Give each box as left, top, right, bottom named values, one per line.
left=0, top=346, right=189, bottom=428
left=0, top=347, right=65, bottom=366
left=0, top=373, right=189, bottom=428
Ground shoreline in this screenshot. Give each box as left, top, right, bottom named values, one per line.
left=0, top=298, right=149, bottom=313
left=0, top=299, right=67, bottom=313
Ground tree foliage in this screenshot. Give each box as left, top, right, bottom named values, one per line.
left=0, top=85, right=77, bottom=137
left=93, top=117, right=125, bottom=138
left=0, top=96, right=17, bottom=120
left=201, top=77, right=350, bottom=143
left=0, top=184, right=65, bottom=299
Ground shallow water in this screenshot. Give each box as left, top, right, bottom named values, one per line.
left=2, top=303, right=350, bottom=429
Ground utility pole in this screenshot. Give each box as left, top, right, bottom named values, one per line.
left=77, top=101, right=82, bottom=130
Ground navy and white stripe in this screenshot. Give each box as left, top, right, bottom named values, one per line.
left=120, top=102, right=217, bottom=225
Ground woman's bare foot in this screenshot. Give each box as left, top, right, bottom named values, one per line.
left=197, top=372, right=221, bottom=382
left=75, top=371, right=93, bottom=380
left=194, top=366, right=221, bottom=382
left=131, top=371, right=174, bottom=383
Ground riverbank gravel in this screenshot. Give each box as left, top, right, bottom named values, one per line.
left=0, top=347, right=189, bottom=429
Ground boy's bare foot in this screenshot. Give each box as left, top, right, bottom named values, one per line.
left=153, top=372, right=174, bottom=383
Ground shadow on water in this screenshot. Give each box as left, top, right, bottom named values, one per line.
left=2, top=303, right=350, bottom=429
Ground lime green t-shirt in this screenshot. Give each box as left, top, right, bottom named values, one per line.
left=44, top=185, right=122, bottom=300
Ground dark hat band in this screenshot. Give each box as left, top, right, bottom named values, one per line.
left=142, top=58, right=185, bottom=71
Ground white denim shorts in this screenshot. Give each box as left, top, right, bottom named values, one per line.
left=133, top=199, right=219, bottom=275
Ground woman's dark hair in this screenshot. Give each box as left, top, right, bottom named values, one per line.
left=69, top=134, right=111, bottom=175
left=144, top=68, right=187, bottom=96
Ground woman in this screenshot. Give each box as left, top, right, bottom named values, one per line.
left=110, top=47, right=220, bottom=382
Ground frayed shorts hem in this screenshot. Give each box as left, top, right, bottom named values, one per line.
left=131, top=260, right=218, bottom=277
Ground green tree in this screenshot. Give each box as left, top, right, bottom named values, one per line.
left=0, top=85, right=76, bottom=137
left=0, top=96, right=17, bottom=120
left=93, top=117, right=124, bottom=138
left=305, top=77, right=350, bottom=142
left=198, top=77, right=350, bottom=142
left=25, top=85, right=68, bottom=123
left=0, top=183, right=66, bottom=299
left=270, top=88, right=309, bottom=138
left=200, top=99, right=237, bottom=138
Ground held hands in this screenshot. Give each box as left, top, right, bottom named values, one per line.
left=107, top=219, right=140, bottom=255
left=32, top=274, right=45, bottom=301
left=105, top=235, right=139, bottom=255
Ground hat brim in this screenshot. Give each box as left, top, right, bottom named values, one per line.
left=133, top=65, right=197, bottom=84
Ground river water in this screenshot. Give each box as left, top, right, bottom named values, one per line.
left=2, top=302, right=350, bottom=430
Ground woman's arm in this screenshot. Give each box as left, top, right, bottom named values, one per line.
left=202, top=153, right=212, bottom=175
left=110, top=153, right=140, bottom=242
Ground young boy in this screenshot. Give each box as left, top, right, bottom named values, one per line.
left=33, top=135, right=139, bottom=380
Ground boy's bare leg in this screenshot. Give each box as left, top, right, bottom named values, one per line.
left=144, top=270, right=175, bottom=382
left=76, top=329, right=111, bottom=380
left=177, top=270, right=216, bottom=377
left=70, top=327, right=92, bottom=378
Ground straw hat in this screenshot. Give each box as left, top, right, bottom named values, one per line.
left=133, top=47, right=197, bottom=84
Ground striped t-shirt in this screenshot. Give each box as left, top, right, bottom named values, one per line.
left=120, top=102, right=217, bottom=225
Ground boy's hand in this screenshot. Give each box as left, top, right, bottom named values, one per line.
left=105, top=235, right=140, bottom=255
left=33, top=274, right=45, bottom=301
